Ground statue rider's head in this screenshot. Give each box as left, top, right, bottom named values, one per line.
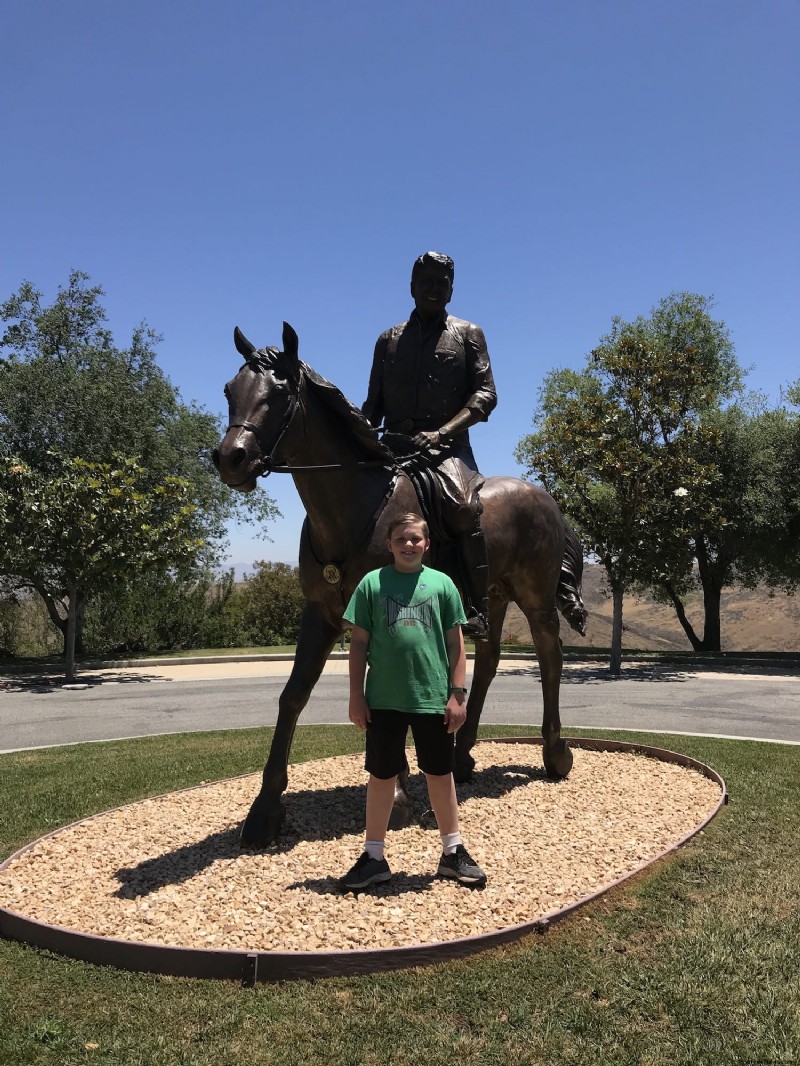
left=410, top=251, right=454, bottom=320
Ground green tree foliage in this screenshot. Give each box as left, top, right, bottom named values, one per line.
left=0, top=586, right=61, bottom=658
left=81, top=563, right=308, bottom=655
left=238, top=561, right=306, bottom=647
left=516, top=294, right=740, bottom=669
left=0, top=456, right=202, bottom=679
left=652, top=393, right=800, bottom=649
left=0, top=582, right=21, bottom=657
left=82, top=568, right=250, bottom=655
left=0, top=271, right=279, bottom=654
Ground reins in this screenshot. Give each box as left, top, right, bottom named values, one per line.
left=226, top=364, right=395, bottom=476
left=225, top=422, right=393, bottom=475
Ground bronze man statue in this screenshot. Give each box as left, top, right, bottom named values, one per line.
left=362, top=251, right=497, bottom=640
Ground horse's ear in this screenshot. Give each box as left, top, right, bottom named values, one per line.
left=282, top=322, right=299, bottom=360
left=234, top=327, right=256, bottom=360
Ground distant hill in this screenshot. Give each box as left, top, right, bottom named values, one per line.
left=502, top=564, right=800, bottom=653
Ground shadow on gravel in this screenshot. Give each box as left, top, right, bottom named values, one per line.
left=113, top=763, right=548, bottom=897
left=286, top=872, right=439, bottom=897
left=115, top=827, right=242, bottom=899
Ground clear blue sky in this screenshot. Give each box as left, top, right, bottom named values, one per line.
left=2, top=1, right=798, bottom=570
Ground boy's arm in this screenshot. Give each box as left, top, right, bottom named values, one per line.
left=444, top=625, right=467, bottom=734
left=348, top=624, right=372, bottom=731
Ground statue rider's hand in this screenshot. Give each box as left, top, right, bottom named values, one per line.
left=412, top=430, right=441, bottom=452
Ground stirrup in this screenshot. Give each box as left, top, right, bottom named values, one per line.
left=462, top=611, right=489, bottom=642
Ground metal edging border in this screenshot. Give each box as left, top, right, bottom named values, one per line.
left=0, top=737, right=727, bottom=984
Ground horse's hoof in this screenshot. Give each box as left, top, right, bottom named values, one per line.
left=453, top=754, right=475, bottom=784
left=238, top=799, right=285, bottom=848
left=543, top=739, right=573, bottom=779
left=419, top=808, right=438, bottom=830
left=388, top=802, right=415, bottom=830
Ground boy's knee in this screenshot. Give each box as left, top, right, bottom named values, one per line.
left=423, top=771, right=453, bottom=783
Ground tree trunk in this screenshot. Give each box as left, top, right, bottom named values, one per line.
left=695, top=537, right=724, bottom=652
left=609, top=582, right=624, bottom=676
left=74, top=595, right=87, bottom=656
left=65, top=583, right=78, bottom=683
left=700, top=578, right=722, bottom=652
left=34, top=585, right=88, bottom=659
left=661, top=580, right=703, bottom=651
left=36, top=586, right=68, bottom=641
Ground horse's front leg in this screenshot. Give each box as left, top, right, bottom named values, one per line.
left=240, top=604, right=339, bottom=848
left=524, top=604, right=572, bottom=779
left=454, top=600, right=507, bottom=782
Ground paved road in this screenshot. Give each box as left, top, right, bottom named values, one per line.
left=2, top=659, right=800, bottom=752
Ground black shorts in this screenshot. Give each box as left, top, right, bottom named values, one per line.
left=365, top=707, right=455, bottom=779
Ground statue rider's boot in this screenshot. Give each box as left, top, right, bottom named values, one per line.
left=458, top=528, right=490, bottom=642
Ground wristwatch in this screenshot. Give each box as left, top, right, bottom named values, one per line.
left=449, top=686, right=468, bottom=694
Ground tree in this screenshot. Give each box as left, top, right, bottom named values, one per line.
left=82, top=568, right=243, bottom=655
left=238, top=562, right=306, bottom=647
left=0, top=455, right=202, bottom=680
left=517, top=294, right=739, bottom=670
left=651, top=393, right=800, bottom=649
left=0, top=272, right=278, bottom=653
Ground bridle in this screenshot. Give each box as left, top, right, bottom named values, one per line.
left=226, top=357, right=391, bottom=477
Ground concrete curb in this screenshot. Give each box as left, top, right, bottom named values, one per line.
left=9, top=649, right=800, bottom=673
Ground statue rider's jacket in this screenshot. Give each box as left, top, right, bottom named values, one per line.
left=362, top=309, right=497, bottom=443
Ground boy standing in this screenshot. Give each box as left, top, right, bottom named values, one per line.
left=339, top=512, right=487, bottom=891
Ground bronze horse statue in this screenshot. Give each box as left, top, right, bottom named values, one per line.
left=212, top=323, right=587, bottom=847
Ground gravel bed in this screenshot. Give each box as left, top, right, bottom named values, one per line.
left=0, top=743, right=722, bottom=953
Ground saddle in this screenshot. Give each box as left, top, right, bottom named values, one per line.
left=381, top=432, right=454, bottom=546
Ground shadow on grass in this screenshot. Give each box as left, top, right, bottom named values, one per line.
left=112, top=762, right=547, bottom=898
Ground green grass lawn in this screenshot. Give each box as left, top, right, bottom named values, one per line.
left=1, top=725, right=799, bottom=1066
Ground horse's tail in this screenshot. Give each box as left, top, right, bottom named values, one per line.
left=557, top=523, right=588, bottom=636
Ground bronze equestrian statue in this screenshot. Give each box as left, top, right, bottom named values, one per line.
left=213, top=319, right=587, bottom=848
left=364, top=251, right=495, bottom=640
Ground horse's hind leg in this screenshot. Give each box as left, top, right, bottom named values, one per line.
left=523, top=602, right=573, bottom=779
left=240, top=603, right=339, bottom=848
left=454, top=598, right=508, bottom=782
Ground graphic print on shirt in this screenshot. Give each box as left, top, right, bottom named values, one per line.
left=383, top=594, right=435, bottom=632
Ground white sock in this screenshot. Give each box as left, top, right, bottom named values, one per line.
left=441, top=831, right=462, bottom=856
left=365, top=839, right=385, bottom=861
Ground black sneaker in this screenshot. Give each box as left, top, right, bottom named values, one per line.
left=338, top=851, right=391, bottom=891
left=437, top=844, right=487, bottom=887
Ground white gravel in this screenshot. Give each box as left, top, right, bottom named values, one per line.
left=0, top=742, right=722, bottom=953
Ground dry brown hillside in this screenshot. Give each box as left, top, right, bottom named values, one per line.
left=502, top=565, right=800, bottom=653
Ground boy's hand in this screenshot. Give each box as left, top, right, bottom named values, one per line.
left=444, top=694, right=466, bottom=733
left=348, top=694, right=372, bottom=731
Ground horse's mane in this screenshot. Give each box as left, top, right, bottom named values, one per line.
left=300, top=362, right=395, bottom=465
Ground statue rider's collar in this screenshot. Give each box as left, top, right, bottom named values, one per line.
left=409, top=308, right=449, bottom=331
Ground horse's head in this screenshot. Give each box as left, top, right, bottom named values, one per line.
left=211, top=322, right=301, bottom=491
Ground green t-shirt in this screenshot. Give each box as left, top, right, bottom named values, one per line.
left=343, top=565, right=466, bottom=713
